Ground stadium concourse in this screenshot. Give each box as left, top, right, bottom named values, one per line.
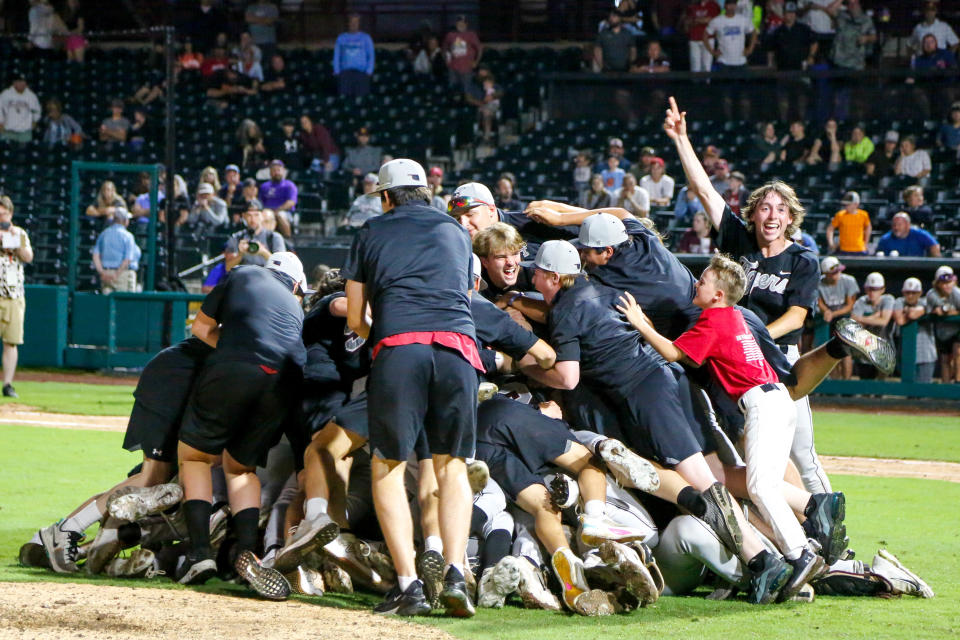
left=1, top=1, right=952, bottom=632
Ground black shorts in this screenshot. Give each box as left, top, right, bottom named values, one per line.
left=367, top=343, right=478, bottom=462
left=122, top=400, right=179, bottom=463
left=133, top=338, right=211, bottom=419
left=560, top=384, right=625, bottom=440
left=179, top=360, right=293, bottom=467
left=475, top=397, right=574, bottom=501
left=333, top=392, right=369, bottom=440
left=302, top=381, right=349, bottom=436
left=612, top=366, right=706, bottom=468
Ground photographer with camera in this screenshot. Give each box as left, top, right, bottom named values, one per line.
left=225, top=199, right=286, bottom=271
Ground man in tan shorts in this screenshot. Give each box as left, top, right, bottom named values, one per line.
left=0, top=195, right=33, bottom=398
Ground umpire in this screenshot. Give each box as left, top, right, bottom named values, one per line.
left=175, top=252, right=309, bottom=600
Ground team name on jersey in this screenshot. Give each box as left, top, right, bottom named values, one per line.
left=741, top=258, right=789, bottom=295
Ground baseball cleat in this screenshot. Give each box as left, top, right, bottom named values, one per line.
left=870, top=549, right=934, bottom=598
left=579, top=515, right=650, bottom=548
left=18, top=542, right=51, bottom=569
left=439, top=566, right=476, bottom=618
left=546, top=472, right=580, bottom=510
left=416, top=548, right=445, bottom=608
left=467, top=460, right=490, bottom=495
left=515, top=556, right=562, bottom=610
left=235, top=550, right=291, bottom=600
left=39, top=522, right=83, bottom=573
left=285, top=565, right=325, bottom=597
left=597, top=438, right=660, bottom=493
left=274, top=512, right=339, bottom=573
left=777, top=547, right=826, bottom=602
left=833, top=318, right=896, bottom=375
left=551, top=547, right=589, bottom=612
left=598, top=541, right=659, bottom=607
left=106, top=548, right=161, bottom=579
left=573, top=589, right=621, bottom=616
left=374, top=580, right=432, bottom=616
left=320, top=559, right=354, bottom=593
left=747, top=550, right=793, bottom=605
left=700, top=482, right=743, bottom=556
left=83, top=525, right=123, bottom=575
left=176, top=553, right=217, bottom=585
left=106, top=484, right=183, bottom=522
left=804, top=492, right=848, bottom=565
left=477, top=556, right=522, bottom=608
left=477, top=381, right=499, bottom=403
left=790, top=583, right=815, bottom=602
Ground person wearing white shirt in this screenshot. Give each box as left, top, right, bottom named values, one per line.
left=611, top=174, right=650, bottom=217
left=911, top=2, right=959, bottom=54
left=894, top=136, right=932, bottom=180
left=0, top=76, right=42, bottom=143
left=704, top=1, right=758, bottom=68
left=639, top=158, right=676, bottom=207
left=799, top=0, right=839, bottom=35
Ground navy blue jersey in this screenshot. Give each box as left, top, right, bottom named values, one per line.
left=341, top=201, right=476, bottom=346
left=301, top=292, right=370, bottom=386
left=715, top=205, right=820, bottom=346
left=498, top=209, right=579, bottom=260
left=471, top=294, right=539, bottom=360
left=200, top=266, right=306, bottom=368
left=587, top=216, right=702, bottom=340
left=549, top=277, right=661, bottom=392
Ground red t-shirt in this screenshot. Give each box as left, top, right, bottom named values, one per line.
left=673, top=306, right=778, bottom=400
left=373, top=331, right=485, bottom=372
left=686, top=1, right=721, bottom=42
left=443, top=30, right=481, bottom=74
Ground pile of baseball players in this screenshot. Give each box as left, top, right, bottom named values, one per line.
left=20, top=98, right=933, bottom=616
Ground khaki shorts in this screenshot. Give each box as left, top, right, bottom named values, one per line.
left=101, top=269, right=137, bottom=295
left=0, top=296, right=26, bottom=345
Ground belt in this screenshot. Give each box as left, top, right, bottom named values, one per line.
left=759, top=382, right=779, bottom=393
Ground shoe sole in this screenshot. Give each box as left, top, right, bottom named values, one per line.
left=478, top=559, right=521, bottom=608
left=274, top=521, right=339, bottom=574
left=440, top=587, right=476, bottom=618
left=467, top=460, right=490, bottom=495
left=599, top=440, right=660, bottom=493
left=178, top=558, right=217, bottom=585
left=477, top=382, right=499, bottom=403
left=777, top=555, right=826, bottom=602
left=107, top=484, right=183, bottom=522
left=703, top=483, right=743, bottom=555
left=573, top=589, right=620, bottom=616
left=285, top=566, right=324, bottom=597
left=552, top=551, right=586, bottom=612
left=753, top=564, right=793, bottom=605
left=107, top=549, right=158, bottom=579
left=18, top=542, right=51, bottom=569
left=548, top=473, right=576, bottom=510
left=417, top=550, right=445, bottom=608
left=84, top=537, right=122, bottom=575
left=598, top=542, right=658, bottom=607
left=835, top=320, right=896, bottom=375
left=820, top=493, right=848, bottom=565
left=235, top=551, right=291, bottom=600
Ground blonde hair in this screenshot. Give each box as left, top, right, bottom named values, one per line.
left=559, top=273, right=578, bottom=289
left=637, top=215, right=666, bottom=245
left=97, top=181, right=118, bottom=208
left=473, top=222, right=526, bottom=258
left=740, top=180, right=805, bottom=240
left=0, top=195, right=13, bottom=214
left=902, top=185, right=923, bottom=201
left=707, top=253, right=747, bottom=304
left=200, top=166, right=221, bottom=192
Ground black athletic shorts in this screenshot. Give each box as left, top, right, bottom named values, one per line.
left=475, top=397, right=574, bottom=501
left=122, top=400, right=180, bottom=463
left=560, top=384, right=625, bottom=440
left=179, top=360, right=293, bottom=467
left=367, top=343, right=478, bottom=462
left=302, top=381, right=349, bottom=436
left=333, top=392, right=369, bottom=440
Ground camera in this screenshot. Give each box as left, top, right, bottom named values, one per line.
left=246, top=241, right=260, bottom=254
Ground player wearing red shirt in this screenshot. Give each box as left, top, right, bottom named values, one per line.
left=617, top=254, right=828, bottom=603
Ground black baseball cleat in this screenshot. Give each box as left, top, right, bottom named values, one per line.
left=777, top=548, right=826, bottom=602
left=439, top=566, right=476, bottom=618
left=416, top=549, right=444, bottom=608
left=235, top=550, right=291, bottom=600
left=804, top=492, right=849, bottom=565
left=374, top=580, right=433, bottom=616
left=747, top=550, right=793, bottom=605
left=18, top=542, right=51, bottom=569
left=2, top=383, right=17, bottom=398
left=700, top=482, right=743, bottom=556
left=176, top=552, right=218, bottom=585
left=833, top=318, right=896, bottom=375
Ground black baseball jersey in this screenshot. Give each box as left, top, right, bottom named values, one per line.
left=586, top=216, right=701, bottom=340
left=200, top=265, right=306, bottom=368
left=301, top=292, right=370, bottom=387
left=715, top=205, right=820, bottom=345
left=498, top=209, right=578, bottom=260
left=471, top=294, right=539, bottom=360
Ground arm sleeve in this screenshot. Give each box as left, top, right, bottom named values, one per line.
left=831, top=212, right=841, bottom=228
left=672, top=317, right=715, bottom=366
left=288, top=182, right=298, bottom=205
left=472, top=297, right=539, bottom=359
left=332, top=36, right=342, bottom=74
left=714, top=204, right=754, bottom=257
left=200, top=279, right=227, bottom=320
left=782, top=252, right=820, bottom=311
left=549, top=310, right=581, bottom=363
left=340, top=227, right=367, bottom=283
left=365, top=35, right=375, bottom=75
left=269, top=233, right=286, bottom=252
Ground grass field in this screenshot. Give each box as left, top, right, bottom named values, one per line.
left=2, top=381, right=959, bottom=639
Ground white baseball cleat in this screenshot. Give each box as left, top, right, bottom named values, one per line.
left=871, top=549, right=934, bottom=598
left=107, top=484, right=183, bottom=522
left=477, top=556, right=522, bottom=608
left=597, top=438, right=660, bottom=492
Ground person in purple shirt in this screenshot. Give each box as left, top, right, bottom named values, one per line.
left=258, top=159, right=297, bottom=237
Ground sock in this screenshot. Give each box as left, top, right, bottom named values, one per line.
left=424, top=535, right=443, bottom=554
left=583, top=500, right=605, bottom=518
left=825, top=336, right=848, bottom=360
left=304, top=497, right=329, bottom=521
left=232, top=507, right=260, bottom=554
left=61, top=501, right=104, bottom=534
left=183, top=499, right=213, bottom=558
left=94, top=527, right=119, bottom=546
left=325, top=536, right=346, bottom=556
left=445, top=562, right=465, bottom=577
left=747, top=550, right=770, bottom=573
left=30, top=531, right=41, bottom=544
left=677, top=486, right=706, bottom=518
left=803, top=495, right=817, bottom=518
left=784, top=548, right=802, bottom=561
left=398, top=575, right=417, bottom=591
left=480, top=529, right=512, bottom=573
left=117, top=522, right=142, bottom=546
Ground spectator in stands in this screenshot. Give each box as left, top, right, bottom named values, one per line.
left=86, top=180, right=125, bottom=221
left=233, top=32, right=262, bottom=65
left=673, top=183, right=705, bottom=225
left=852, top=271, right=895, bottom=376
left=178, top=39, right=203, bottom=72
left=779, top=120, right=813, bottom=166
left=865, top=130, right=899, bottom=179
left=900, top=185, right=934, bottom=228
left=0, top=195, right=32, bottom=398
left=246, top=1, right=279, bottom=60
left=494, top=177, right=521, bottom=211
left=62, top=0, right=87, bottom=63
left=767, top=3, right=816, bottom=121
left=808, top=118, right=842, bottom=170
left=675, top=210, right=715, bottom=254
left=708, top=159, right=731, bottom=194
left=703, top=0, right=758, bottom=70
left=27, top=0, right=56, bottom=53
left=594, top=12, right=636, bottom=72
left=428, top=167, right=447, bottom=211
left=220, top=164, right=243, bottom=210
left=631, top=39, right=670, bottom=73
left=237, top=46, right=264, bottom=82
left=342, top=127, right=382, bottom=177
left=0, top=74, right=41, bottom=143
left=233, top=178, right=261, bottom=224
left=639, top=157, right=675, bottom=206
left=683, top=0, right=721, bottom=72
left=912, top=32, right=957, bottom=70
left=701, top=144, right=723, bottom=175
left=843, top=123, right=874, bottom=166
left=928, top=265, right=960, bottom=382
left=938, top=102, right=960, bottom=151
left=188, top=183, right=229, bottom=229
left=465, top=67, right=503, bottom=142
left=633, top=146, right=657, bottom=178
left=579, top=173, right=612, bottom=209
left=601, top=155, right=626, bottom=191
left=612, top=173, right=650, bottom=217
left=876, top=212, right=941, bottom=258
left=828, top=0, right=875, bottom=72
left=260, top=54, right=287, bottom=92
left=445, top=15, right=483, bottom=89
left=42, top=98, right=83, bottom=148
left=187, top=0, right=227, bottom=56
left=750, top=122, right=781, bottom=172
left=259, top=160, right=297, bottom=237
left=299, top=113, right=338, bottom=175
left=413, top=35, right=446, bottom=80
left=827, top=191, right=871, bottom=255
left=98, top=99, right=130, bottom=145
left=799, top=0, right=838, bottom=58
left=237, top=119, right=268, bottom=172
left=198, top=166, right=221, bottom=195
left=132, top=172, right=190, bottom=226
left=721, top=170, right=748, bottom=214
left=573, top=151, right=592, bottom=196
left=894, top=276, right=937, bottom=383
left=894, top=135, right=932, bottom=181
left=206, top=66, right=257, bottom=111
left=911, top=1, right=959, bottom=55
left=595, top=137, right=632, bottom=173
left=817, top=256, right=858, bottom=378
left=127, top=108, right=150, bottom=151
left=910, top=34, right=960, bottom=122
left=334, top=13, right=375, bottom=97
left=200, top=46, right=229, bottom=78
left=344, top=173, right=383, bottom=230
left=92, top=207, right=140, bottom=294
left=601, top=0, right=644, bottom=36
left=224, top=200, right=285, bottom=270
left=269, top=118, right=303, bottom=170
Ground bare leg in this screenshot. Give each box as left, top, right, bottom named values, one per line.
left=372, top=456, right=417, bottom=578
left=788, top=344, right=840, bottom=400
left=515, top=484, right=567, bottom=554
left=418, top=458, right=441, bottom=542
left=553, top=442, right=605, bottom=504
left=302, top=422, right=365, bottom=527
left=433, top=454, right=471, bottom=569
left=2, top=342, right=18, bottom=386
left=223, top=449, right=260, bottom=513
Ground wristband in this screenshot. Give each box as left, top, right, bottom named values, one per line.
left=506, top=291, right=523, bottom=307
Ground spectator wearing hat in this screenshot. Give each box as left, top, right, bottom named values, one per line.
left=299, top=113, right=339, bottom=175
left=927, top=265, right=960, bottom=383
left=444, top=15, right=483, bottom=90
left=720, top=170, right=748, bottom=214
left=595, top=137, right=632, bottom=173
left=342, top=127, right=383, bottom=177
left=899, top=185, right=934, bottom=228
left=865, top=130, right=900, bottom=178
left=189, top=182, right=229, bottom=229
left=92, top=208, right=141, bottom=294
left=851, top=271, right=895, bottom=377
left=344, top=173, right=383, bottom=229
left=0, top=75, right=41, bottom=143
left=99, top=99, right=130, bottom=144
left=269, top=118, right=303, bottom=170
left=258, top=160, right=297, bottom=237
left=225, top=200, right=286, bottom=270
left=827, top=191, right=871, bottom=256
left=639, top=157, right=675, bottom=207
left=219, top=164, right=243, bottom=209
left=876, top=212, right=941, bottom=258
left=428, top=166, right=447, bottom=212
left=232, top=178, right=261, bottom=224
left=894, top=277, right=937, bottom=384
left=334, top=13, right=375, bottom=97
left=817, top=256, right=859, bottom=378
